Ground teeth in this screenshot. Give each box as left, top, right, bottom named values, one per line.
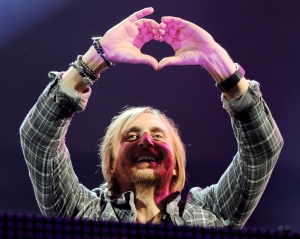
left=136, top=156, right=156, bottom=162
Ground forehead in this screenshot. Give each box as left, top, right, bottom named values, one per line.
left=125, top=113, right=169, bottom=132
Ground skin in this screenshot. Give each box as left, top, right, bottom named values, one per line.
left=63, top=7, right=162, bottom=92
left=61, top=7, right=250, bottom=222
left=111, top=113, right=176, bottom=224
left=158, top=16, right=249, bottom=100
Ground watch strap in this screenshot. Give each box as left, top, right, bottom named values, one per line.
left=215, top=63, right=245, bottom=92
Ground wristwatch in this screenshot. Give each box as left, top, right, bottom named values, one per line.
left=215, top=63, right=245, bottom=92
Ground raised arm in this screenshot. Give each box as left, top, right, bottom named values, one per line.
left=159, top=16, right=249, bottom=101
left=159, top=16, right=284, bottom=228
left=63, top=7, right=163, bottom=93
left=20, top=7, right=163, bottom=218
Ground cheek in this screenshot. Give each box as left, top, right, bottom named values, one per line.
left=156, top=142, right=174, bottom=159
left=158, top=142, right=177, bottom=172
left=118, top=142, right=136, bottom=155
left=156, top=143, right=175, bottom=168
left=113, top=142, right=136, bottom=167
left=162, top=159, right=175, bottom=170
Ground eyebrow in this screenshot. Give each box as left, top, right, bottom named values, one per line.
left=124, top=126, right=167, bottom=135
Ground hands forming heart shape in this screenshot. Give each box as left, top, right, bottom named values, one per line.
left=100, top=7, right=221, bottom=70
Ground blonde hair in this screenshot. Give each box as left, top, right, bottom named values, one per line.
left=99, top=106, right=186, bottom=195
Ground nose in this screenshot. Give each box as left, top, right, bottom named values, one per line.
left=138, top=132, right=154, bottom=148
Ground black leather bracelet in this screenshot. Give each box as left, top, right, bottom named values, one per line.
left=215, top=63, right=245, bottom=92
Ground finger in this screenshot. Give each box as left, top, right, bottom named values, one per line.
left=135, top=54, right=159, bottom=70
left=135, top=18, right=160, bottom=30
left=146, top=20, right=161, bottom=40
left=135, top=19, right=162, bottom=41
left=159, top=22, right=166, bottom=29
left=168, top=28, right=178, bottom=36
left=161, top=17, right=188, bottom=33
left=163, top=33, right=177, bottom=45
left=142, top=33, right=151, bottom=43
left=137, top=32, right=153, bottom=44
left=161, top=16, right=186, bottom=25
left=155, top=22, right=166, bottom=42
left=158, top=56, right=183, bottom=69
left=154, top=34, right=164, bottom=42
left=144, top=19, right=160, bottom=30
left=153, top=28, right=165, bottom=35
left=127, top=7, right=154, bottom=23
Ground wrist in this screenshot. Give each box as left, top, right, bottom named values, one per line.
left=223, top=78, right=249, bottom=101
left=62, top=68, right=89, bottom=93
left=92, top=37, right=115, bottom=69
left=63, top=48, right=105, bottom=93
left=200, top=45, right=249, bottom=100
left=215, top=63, right=245, bottom=92
left=82, top=46, right=107, bottom=74
left=201, top=45, right=236, bottom=82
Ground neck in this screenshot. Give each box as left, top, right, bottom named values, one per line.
left=135, top=185, right=169, bottom=224
left=120, top=182, right=170, bottom=224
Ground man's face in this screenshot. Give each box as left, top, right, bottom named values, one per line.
left=112, top=113, right=176, bottom=190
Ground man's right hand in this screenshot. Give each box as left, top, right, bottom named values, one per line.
left=100, top=7, right=165, bottom=70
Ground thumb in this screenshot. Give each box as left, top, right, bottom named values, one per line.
left=135, top=53, right=159, bottom=70
left=158, top=56, right=182, bottom=70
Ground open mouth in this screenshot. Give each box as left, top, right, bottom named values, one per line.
left=134, top=156, right=158, bottom=163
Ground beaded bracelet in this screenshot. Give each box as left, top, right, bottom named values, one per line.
left=92, top=37, right=115, bottom=69
left=77, top=55, right=99, bottom=81
left=70, top=56, right=100, bottom=86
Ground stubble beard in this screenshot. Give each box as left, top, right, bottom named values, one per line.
left=130, top=168, right=158, bottom=185
left=122, top=166, right=173, bottom=195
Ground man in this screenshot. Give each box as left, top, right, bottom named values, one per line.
left=20, top=7, right=283, bottom=228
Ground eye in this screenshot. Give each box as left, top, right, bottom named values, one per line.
left=152, top=133, right=164, bottom=141
left=126, top=133, right=138, bottom=141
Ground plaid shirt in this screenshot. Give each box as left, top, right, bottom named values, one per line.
left=20, top=72, right=283, bottom=229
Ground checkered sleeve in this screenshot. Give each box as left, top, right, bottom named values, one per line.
left=199, top=81, right=283, bottom=228
left=20, top=73, right=98, bottom=218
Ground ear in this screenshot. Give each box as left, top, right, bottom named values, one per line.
left=110, top=169, right=116, bottom=178
left=173, top=169, right=177, bottom=176
left=110, top=155, right=116, bottom=177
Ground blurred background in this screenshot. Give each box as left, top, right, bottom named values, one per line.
left=1, top=0, right=299, bottom=232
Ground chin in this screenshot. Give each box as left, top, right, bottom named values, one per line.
left=130, top=169, right=157, bottom=183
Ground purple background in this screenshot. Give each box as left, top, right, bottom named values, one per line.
left=1, top=0, right=299, bottom=232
